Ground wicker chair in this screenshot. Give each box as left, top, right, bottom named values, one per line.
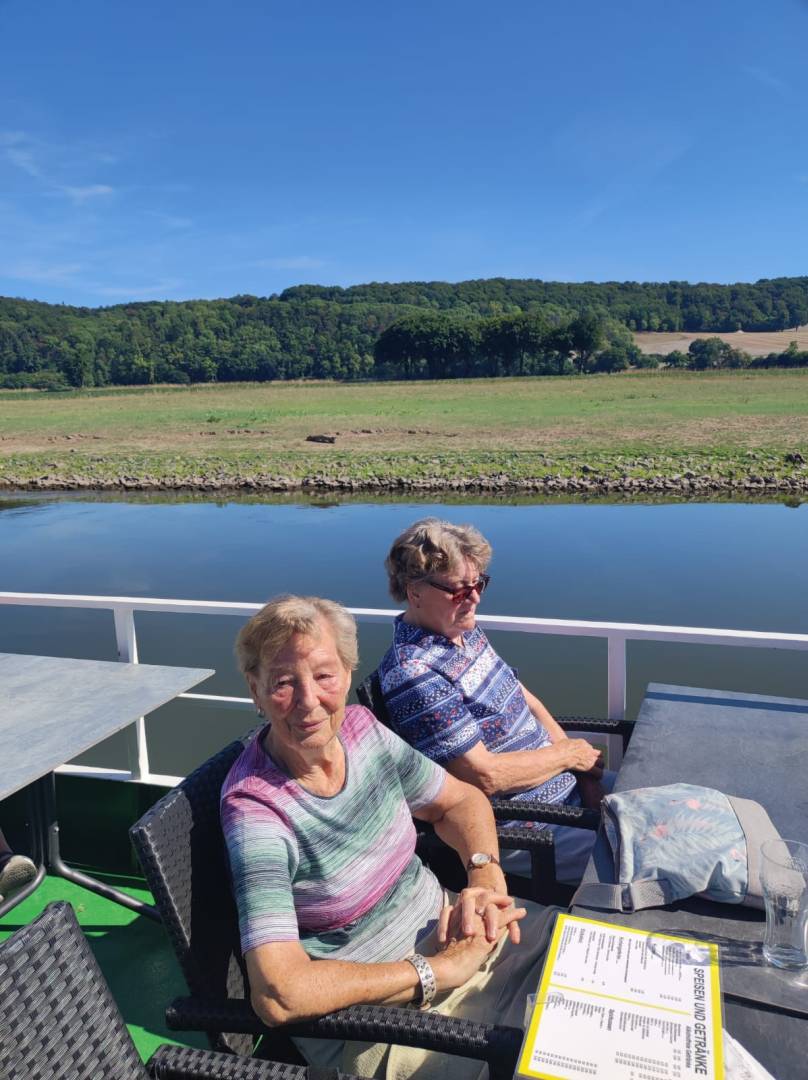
left=0, top=900, right=358, bottom=1080
left=356, top=670, right=634, bottom=904
left=130, top=737, right=525, bottom=1080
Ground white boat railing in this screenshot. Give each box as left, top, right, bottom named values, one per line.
left=2, top=590, right=808, bottom=789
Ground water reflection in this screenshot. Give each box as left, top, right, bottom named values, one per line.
left=1, top=493, right=806, bottom=775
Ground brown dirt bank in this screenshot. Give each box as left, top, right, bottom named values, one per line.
left=2, top=471, right=807, bottom=498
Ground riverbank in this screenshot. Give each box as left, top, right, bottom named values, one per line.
left=2, top=372, right=807, bottom=496
left=1, top=448, right=806, bottom=496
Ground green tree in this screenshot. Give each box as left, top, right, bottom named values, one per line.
left=568, top=314, right=606, bottom=373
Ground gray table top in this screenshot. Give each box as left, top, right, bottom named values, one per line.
left=0, top=652, right=214, bottom=800
left=615, top=682, right=808, bottom=837
left=572, top=683, right=808, bottom=1079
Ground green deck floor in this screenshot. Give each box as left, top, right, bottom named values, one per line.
left=0, top=872, right=207, bottom=1063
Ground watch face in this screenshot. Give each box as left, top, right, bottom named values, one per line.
left=471, top=853, right=492, bottom=867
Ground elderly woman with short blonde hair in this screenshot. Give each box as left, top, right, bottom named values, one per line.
left=379, top=518, right=614, bottom=884
left=221, top=594, right=554, bottom=1080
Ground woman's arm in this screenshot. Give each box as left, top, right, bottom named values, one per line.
left=519, top=682, right=568, bottom=744
left=444, top=738, right=602, bottom=797
left=246, top=939, right=422, bottom=1024
left=438, top=682, right=604, bottom=794
left=245, top=922, right=508, bottom=1026
left=519, top=682, right=604, bottom=779
left=415, top=771, right=504, bottom=882
left=414, top=770, right=530, bottom=943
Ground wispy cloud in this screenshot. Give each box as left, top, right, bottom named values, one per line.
left=2, top=132, right=45, bottom=180
left=62, top=184, right=114, bottom=203
left=1, top=260, right=86, bottom=284
left=2, top=132, right=116, bottom=202
left=549, top=111, right=694, bottom=232
left=0, top=127, right=199, bottom=303
left=95, top=278, right=184, bottom=299
left=742, top=66, right=790, bottom=99
left=573, top=134, right=692, bottom=230
left=0, top=131, right=28, bottom=148
left=253, top=255, right=325, bottom=270
left=6, top=146, right=42, bottom=178
left=144, top=209, right=194, bottom=230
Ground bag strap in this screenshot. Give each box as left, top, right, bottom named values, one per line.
left=726, top=795, right=780, bottom=908
left=572, top=878, right=676, bottom=911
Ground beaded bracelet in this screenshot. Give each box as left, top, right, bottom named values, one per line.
left=406, top=952, right=437, bottom=1010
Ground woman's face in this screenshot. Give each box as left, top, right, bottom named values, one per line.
left=248, top=619, right=352, bottom=759
left=406, top=556, right=486, bottom=643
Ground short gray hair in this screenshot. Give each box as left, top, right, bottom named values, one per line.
left=385, top=518, right=492, bottom=603
left=235, top=595, right=358, bottom=677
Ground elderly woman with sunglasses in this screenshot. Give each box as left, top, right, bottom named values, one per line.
left=222, top=594, right=555, bottom=1080
left=378, top=518, right=614, bottom=884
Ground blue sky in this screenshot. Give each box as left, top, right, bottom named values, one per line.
left=1, top=0, right=806, bottom=306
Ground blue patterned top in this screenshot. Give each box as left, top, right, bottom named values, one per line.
left=378, top=616, right=576, bottom=806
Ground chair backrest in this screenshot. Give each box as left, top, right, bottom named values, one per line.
left=130, top=737, right=253, bottom=1056
left=0, top=901, right=148, bottom=1080
left=355, top=669, right=392, bottom=728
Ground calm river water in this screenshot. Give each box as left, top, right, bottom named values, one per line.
left=1, top=493, right=806, bottom=776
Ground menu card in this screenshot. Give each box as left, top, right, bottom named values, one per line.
left=517, top=914, right=724, bottom=1080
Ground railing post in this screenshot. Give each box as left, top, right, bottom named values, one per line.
left=607, top=635, right=626, bottom=721
left=113, top=606, right=150, bottom=781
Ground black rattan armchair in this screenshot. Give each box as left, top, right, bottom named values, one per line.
left=130, top=738, right=524, bottom=1080
left=356, top=670, right=634, bottom=903
left=0, top=900, right=357, bottom=1080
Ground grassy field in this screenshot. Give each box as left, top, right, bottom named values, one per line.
left=634, top=326, right=808, bottom=356
left=1, top=370, right=807, bottom=488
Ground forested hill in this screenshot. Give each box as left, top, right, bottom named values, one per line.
left=280, top=276, right=808, bottom=331
left=1, top=276, right=807, bottom=388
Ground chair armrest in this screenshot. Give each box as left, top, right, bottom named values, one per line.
left=147, top=1044, right=328, bottom=1079
left=166, top=998, right=523, bottom=1080
left=490, top=798, right=601, bottom=831
left=557, top=716, right=635, bottom=749
left=495, top=822, right=554, bottom=850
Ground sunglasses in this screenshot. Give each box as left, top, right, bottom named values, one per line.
left=426, top=573, right=490, bottom=604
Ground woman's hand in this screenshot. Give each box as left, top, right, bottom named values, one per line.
left=429, top=919, right=502, bottom=992
left=438, top=887, right=526, bottom=947
left=560, top=738, right=603, bottom=775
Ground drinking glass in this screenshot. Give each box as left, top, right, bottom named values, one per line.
left=760, top=838, right=808, bottom=970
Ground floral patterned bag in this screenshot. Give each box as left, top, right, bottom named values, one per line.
left=572, top=783, right=780, bottom=912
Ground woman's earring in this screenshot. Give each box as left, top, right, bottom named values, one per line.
left=256, top=707, right=265, bottom=718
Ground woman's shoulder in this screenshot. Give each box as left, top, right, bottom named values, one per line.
left=342, top=704, right=412, bottom=762
left=381, top=625, right=457, bottom=678
left=220, top=732, right=293, bottom=809
left=341, top=703, right=387, bottom=745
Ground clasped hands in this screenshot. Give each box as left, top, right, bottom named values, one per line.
left=437, top=886, right=526, bottom=949
left=425, top=884, right=527, bottom=992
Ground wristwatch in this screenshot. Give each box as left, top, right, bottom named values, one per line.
left=466, top=852, right=500, bottom=871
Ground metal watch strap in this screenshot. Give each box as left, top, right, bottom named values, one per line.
left=407, top=952, right=437, bottom=1009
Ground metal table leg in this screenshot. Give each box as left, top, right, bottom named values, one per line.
left=42, top=773, right=160, bottom=921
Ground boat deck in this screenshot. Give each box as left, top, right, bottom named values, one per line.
left=0, top=872, right=207, bottom=1063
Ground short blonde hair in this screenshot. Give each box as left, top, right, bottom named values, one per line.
left=235, top=595, right=359, bottom=677
left=385, top=518, right=492, bottom=602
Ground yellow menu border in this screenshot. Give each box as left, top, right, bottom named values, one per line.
left=517, top=913, right=724, bottom=1080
